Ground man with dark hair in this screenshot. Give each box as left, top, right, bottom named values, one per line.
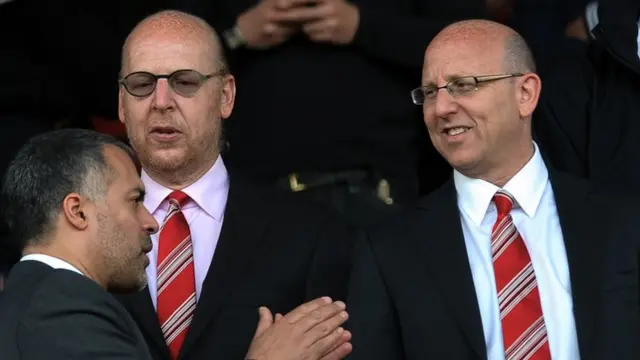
left=0, top=128, right=158, bottom=358
left=0, top=128, right=349, bottom=360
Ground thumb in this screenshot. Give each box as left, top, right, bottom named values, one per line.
left=253, top=306, right=274, bottom=338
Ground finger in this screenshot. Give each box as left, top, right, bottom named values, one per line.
left=270, top=4, right=332, bottom=23
left=253, top=306, right=274, bottom=339
left=320, top=341, right=353, bottom=360
left=306, top=324, right=349, bottom=357
left=283, top=296, right=332, bottom=324
left=275, top=0, right=319, bottom=10
left=297, top=302, right=346, bottom=334
left=275, top=313, right=284, bottom=322
left=302, top=18, right=335, bottom=33
left=321, top=330, right=351, bottom=356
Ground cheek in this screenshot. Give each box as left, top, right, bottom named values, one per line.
left=423, top=108, right=438, bottom=131
left=123, top=105, right=149, bottom=133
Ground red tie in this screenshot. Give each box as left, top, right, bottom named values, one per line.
left=157, top=190, right=196, bottom=359
left=491, top=191, right=551, bottom=360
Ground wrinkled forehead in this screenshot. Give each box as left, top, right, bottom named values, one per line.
left=422, top=37, right=504, bottom=85
left=124, top=31, right=215, bottom=75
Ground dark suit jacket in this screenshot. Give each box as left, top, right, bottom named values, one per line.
left=533, top=0, right=640, bottom=190
left=346, top=170, right=640, bottom=360
left=0, top=260, right=151, bottom=359
left=117, top=178, right=355, bottom=360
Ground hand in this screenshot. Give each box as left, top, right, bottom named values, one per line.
left=245, top=297, right=352, bottom=360
left=272, top=0, right=360, bottom=45
left=236, top=0, right=299, bottom=49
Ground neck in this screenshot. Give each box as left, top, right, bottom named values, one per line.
left=461, top=141, right=535, bottom=188
left=23, top=241, right=108, bottom=289
left=145, top=153, right=217, bottom=190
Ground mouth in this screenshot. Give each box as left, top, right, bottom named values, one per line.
left=442, top=126, right=471, bottom=137
left=149, top=126, right=182, bottom=140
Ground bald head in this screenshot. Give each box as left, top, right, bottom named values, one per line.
left=426, top=19, right=535, bottom=74
left=121, top=10, right=228, bottom=76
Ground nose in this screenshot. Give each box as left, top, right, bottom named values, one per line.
left=433, top=88, right=458, bottom=119
left=141, top=206, right=159, bottom=235
left=151, top=79, right=175, bottom=111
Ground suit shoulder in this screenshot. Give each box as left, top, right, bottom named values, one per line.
left=29, top=270, right=130, bottom=321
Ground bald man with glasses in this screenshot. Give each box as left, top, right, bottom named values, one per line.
left=114, top=10, right=354, bottom=360
left=346, top=19, right=640, bottom=360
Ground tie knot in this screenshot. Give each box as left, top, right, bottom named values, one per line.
left=493, top=190, right=514, bottom=215
left=167, top=190, right=189, bottom=209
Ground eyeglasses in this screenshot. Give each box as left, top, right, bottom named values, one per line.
left=119, top=69, right=227, bottom=98
left=411, top=73, right=524, bottom=105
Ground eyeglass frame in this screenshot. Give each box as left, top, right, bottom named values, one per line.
left=118, top=69, right=229, bottom=98
left=411, top=73, right=524, bottom=105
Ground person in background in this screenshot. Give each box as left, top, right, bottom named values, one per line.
left=115, top=10, right=353, bottom=360
left=346, top=19, right=640, bottom=359
left=177, top=0, right=487, bottom=226
left=533, top=0, right=640, bottom=190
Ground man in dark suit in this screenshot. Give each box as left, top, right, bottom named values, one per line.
left=532, top=0, right=640, bottom=191
left=0, top=129, right=158, bottom=359
left=115, top=10, right=354, bottom=360
left=346, top=19, right=640, bottom=360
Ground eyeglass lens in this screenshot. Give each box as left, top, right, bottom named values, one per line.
left=123, top=70, right=206, bottom=97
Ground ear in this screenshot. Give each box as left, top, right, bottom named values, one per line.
left=219, top=74, right=236, bottom=120
left=118, top=87, right=126, bottom=124
left=61, top=193, right=92, bottom=231
left=516, top=73, right=541, bottom=119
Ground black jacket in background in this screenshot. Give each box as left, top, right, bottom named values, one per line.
left=184, top=0, right=487, bottom=181
left=533, top=0, right=640, bottom=190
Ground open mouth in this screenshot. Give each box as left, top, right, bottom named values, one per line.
left=151, top=126, right=180, bottom=135
left=443, top=127, right=471, bottom=136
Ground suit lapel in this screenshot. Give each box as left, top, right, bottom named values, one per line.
left=415, top=180, right=487, bottom=360
left=118, top=288, right=171, bottom=360
left=548, top=170, right=601, bottom=357
left=179, top=178, right=268, bottom=358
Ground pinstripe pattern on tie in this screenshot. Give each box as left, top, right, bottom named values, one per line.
left=157, top=190, right=195, bottom=360
left=491, top=191, right=550, bottom=360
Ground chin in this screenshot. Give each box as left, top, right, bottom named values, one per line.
left=107, top=273, right=148, bottom=294
left=445, top=152, right=479, bottom=174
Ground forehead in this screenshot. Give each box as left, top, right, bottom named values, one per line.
left=104, top=146, right=143, bottom=191
left=125, top=34, right=214, bottom=74
left=423, top=39, right=504, bottom=82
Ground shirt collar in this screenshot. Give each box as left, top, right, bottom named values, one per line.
left=141, top=155, right=229, bottom=221
left=453, top=142, right=549, bottom=226
left=20, top=254, right=84, bottom=276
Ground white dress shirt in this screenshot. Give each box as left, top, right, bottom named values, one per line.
left=453, top=143, right=580, bottom=360
left=142, top=156, right=229, bottom=309
left=20, top=254, right=84, bottom=276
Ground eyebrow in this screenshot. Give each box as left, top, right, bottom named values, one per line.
left=422, top=73, right=472, bottom=87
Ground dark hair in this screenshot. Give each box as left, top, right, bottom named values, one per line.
left=0, top=129, right=135, bottom=251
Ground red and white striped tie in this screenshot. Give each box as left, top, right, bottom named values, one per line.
left=491, top=190, right=551, bottom=360
left=157, top=190, right=196, bottom=360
